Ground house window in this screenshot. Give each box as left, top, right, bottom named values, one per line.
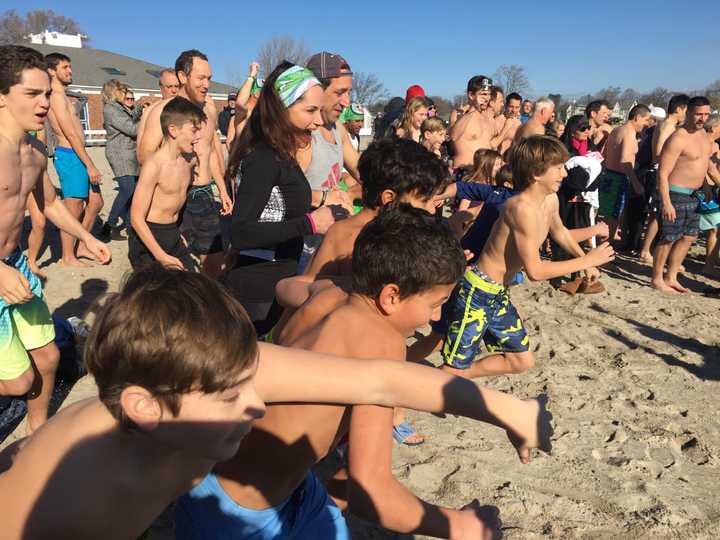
left=101, top=67, right=126, bottom=76
left=78, top=101, right=90, bottom=131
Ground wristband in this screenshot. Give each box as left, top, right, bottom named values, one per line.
left=306, top=213, right=317, bottom=234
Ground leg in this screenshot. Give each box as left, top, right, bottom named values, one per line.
left=639, top=214, right=659, bottom=263
left=76, top=188, right=104, bottom=259
left=704, top=229, right=720, bottom=277
left=651, top=241, right=677, bottom=293
left=59, top=197, right=87, bottom=267
left=106, top=175, right=136, bottom=229
left=25, top=341, right=60, bottom=435
left=0, top=368, right=35, bottom=397
left=665, top=235, right=696, bottom=293
left=442, top=350, right=535, bottom=379
left=26, top=192, right=47, bottom=277
left=392, top=407, right=424, bottom=445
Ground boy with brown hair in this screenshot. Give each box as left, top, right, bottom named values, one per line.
left=176, top=206, right=552, bottom=539
left=129, top=96, right=206, bottom=270
left=440, top=135, right=615, bottom=379
left=0, top=266, right=551, bottom=540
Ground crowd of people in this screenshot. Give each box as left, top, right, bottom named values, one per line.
left=0, top=42, right=718, bottom=539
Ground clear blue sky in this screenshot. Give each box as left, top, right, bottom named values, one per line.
left=15, top=0, right=720, bottom=99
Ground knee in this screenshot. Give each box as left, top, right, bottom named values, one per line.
left=0, top=369, right=35, bottom=396
left=506, top=352, right=535, bottom=374
left=31, top=344, right=60, bottom=374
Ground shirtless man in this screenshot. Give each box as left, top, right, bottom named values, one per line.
left=652, top=97, right=713, bottom=293
left=0, top=46, right=109, bottom=434
left=585, top=100, right=612, bottom=151
left=137, top=49, right=232, bottom=278
left=44, top=52, right=104, bottom=267
left=440, top=136, right=614, bottom=379
left=129, top=97, right=205, bottom=271
left=451, top=75, right=503, bottom=168
left=513, top=97, right=555, bottom=145
left=601, top=104, right=652, bottom=244
left=639, top=94, right=690, bottom=263
left=499, top=92, right=523, bottom=155
left=176, top=207, right=552, bottom=539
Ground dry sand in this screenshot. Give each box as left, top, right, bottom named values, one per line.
left=4, top=148, right=720, bottom=539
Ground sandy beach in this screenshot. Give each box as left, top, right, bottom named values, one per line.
left=4, top=148, right=720, bottom=539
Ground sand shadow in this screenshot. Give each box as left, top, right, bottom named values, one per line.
left=591, top=303, right=719, bottom=381
left=53, top=278, right=109, bottom=321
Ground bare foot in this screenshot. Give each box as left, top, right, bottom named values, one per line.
left=666, top=279, right=689, bottom=293
left=638, top=252, right=653, bottom=264
left=60, top=257, right=88, bottom=268
left=651, top=278, right=679, bottom=294
left=27, top=262, right=47, bottom=280
left=506, top=396, right=553, bottom=464
left=75, top=244, right=95, bottom=261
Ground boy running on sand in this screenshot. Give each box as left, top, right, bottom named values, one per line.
left=0, top=266, right=550, bottom=540
left=129, top=97, right=206, bottom=271
left=176, top=206, right=552, bottom=539
left=0, top=46, right=109, bottom=435
left=440, top=135, right=615, bottom=379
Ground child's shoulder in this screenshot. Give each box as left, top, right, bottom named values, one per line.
left=329, top=303, right=406, bottom=359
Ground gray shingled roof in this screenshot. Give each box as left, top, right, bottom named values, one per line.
left=25, top=43, right=235, bottom=94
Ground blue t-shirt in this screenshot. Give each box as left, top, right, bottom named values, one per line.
left=455, top=182, right=516, bottom=262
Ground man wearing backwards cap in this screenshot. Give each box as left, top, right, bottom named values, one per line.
left=298, top=51, right=358, bottom=271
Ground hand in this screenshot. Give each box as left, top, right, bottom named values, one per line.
left=87, top=165, right=102, bottom=185
left=324, top=189, right=353, bottom=213
left=505, top=395, right=553, bottom=464
left=583, top=266, right=600, bottom=283
left=309, top=206, right=336, bottom=234
left=454, top=501, right=502, bottom=540
left=594, top=221, right=610, bottom=241
left=158, top=254, right=185, bottom=270
left=84, top=237, right=111, bottom=265
left=219, top=190, right=233, bottom=216
left=248, top=62, right=260, bottom=79
left=662, top=200, right=676, bottom=223
left=584, top=241, right=615, bottom=267
left=0, top=263, right=34, bottom=305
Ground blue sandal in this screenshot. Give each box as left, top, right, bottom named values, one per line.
left=392, top=421, right=425, bottom=446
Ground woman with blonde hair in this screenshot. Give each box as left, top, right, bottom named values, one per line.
left=456, top=148, right=503, bottom=214
left=395, top=96, right=429, bottom=142
left=101, top=79, right=143, bottom=238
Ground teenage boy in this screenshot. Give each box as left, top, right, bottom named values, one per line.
left=0, top=45, right=110, bottom=435
left=129, top=96, right=206, bottom=271
left=0, top=266, right=551, bottom=540
left=440, top=136, right=615, bottom=379
left=176, top=207, right=552, bottom=539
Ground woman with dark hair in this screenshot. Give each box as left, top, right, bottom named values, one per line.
left=223, top=62, right=343, bottom=334
left=563, top=114, right=595, bottom=157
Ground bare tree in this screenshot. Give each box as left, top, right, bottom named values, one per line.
left=493, top=65, right=530, bottom=96
left=351, top=72, right=388, bottom=106
left=452, top=94, right=468, bottom=109
left=707, top=80, right=720, bottom=110
left=593, top=86, right=622, bottom=105
left=639, top=87, right=673, bottom=108
left=618, top=88, right=640, bottom=108
left=0, top=9, right=88, bottom=44
left=256, top=35, right=310, bottom=79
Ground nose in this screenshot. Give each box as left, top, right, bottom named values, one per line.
left=339, top=92, right=350, bottom=108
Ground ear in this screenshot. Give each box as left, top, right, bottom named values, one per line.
left=377, top=283, right=402, bottom=315
left=167, top=123, right=179, bottom=140
left=177, top=70, right=188, bottom=86
left=120, top=386, right=163, bottom=432
left=380, top=189, right=397, bottom=206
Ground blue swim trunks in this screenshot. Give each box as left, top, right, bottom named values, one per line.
left=175, top=472, right=349, bottom=539
left=54, top=146, right=93, bottom=199
left=441, top=267, right=529, bottom=370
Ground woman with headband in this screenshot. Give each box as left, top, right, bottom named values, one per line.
left=223, top=62, right=347, bottom=335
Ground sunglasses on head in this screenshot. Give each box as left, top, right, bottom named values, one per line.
left=577, top=125, right=590, bottom=132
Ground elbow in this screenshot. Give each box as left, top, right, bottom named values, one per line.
left=346, top=477, right=386, bottom=524
left=524, top=267, right=543, bottom=282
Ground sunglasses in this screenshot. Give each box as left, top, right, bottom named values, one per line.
left=577, top=125, right=591, bottom=132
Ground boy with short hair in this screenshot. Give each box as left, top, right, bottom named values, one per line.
left=129, top=96, right=206, bottom=270
left=1, top=266, right=551, bottom=540
left=176, top=206, right=552, bottom=539
left=440, top=135, right=615, bottom=379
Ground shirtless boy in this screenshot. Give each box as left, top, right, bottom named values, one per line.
left=129, top=97, right=205, bottom=271
left=499, top=92, right=523, bottom=155
left=601, top=104, right=652, bottom=244
left=451, top=75, right=502, bottom=168
left=0, top=46, right=109, bottom=435
left=176, top=207, right=552, bottom=539
left=652, top=96, right=713, bottom=294
left=639, top=94, right=690, bottom=263
left=137, top=49, right=232, bottom=277
left=45, top=52, right=104, bottom=267
left=440, top=136, right=614, bottom=379
left=0, top=266, right=549, bottom=540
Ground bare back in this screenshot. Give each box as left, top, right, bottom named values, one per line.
left=47, top=85, right=83, bottom=149
left=451, top=110, right=498, bottom=167
left=603, top=124, right=637, bottom=171
left=651, top=118, right=678, bottom=164
left=513, top=118, right=545, bottom=145
left=0, top=135, right=46, bottom=257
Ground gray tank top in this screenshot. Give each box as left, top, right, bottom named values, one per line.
left=304, top=125, right=343, bottom=191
